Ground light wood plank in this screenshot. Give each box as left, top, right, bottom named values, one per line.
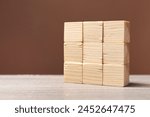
left=103, top=64, right=129, bottom=86
left=83, top=21, right=103, bottom=42
left=64, top=42, right=83, bottom=62
left=64, top=62, right=82, bottom=84
left=83, top=63, right=102, bottom=85
left=83, top=42, right=102, bottom=63
left=104, top=21, right=130, bottom=43
left=103, top=43, right=129, bottom=64
left=64, top=22, right=83, bottom=42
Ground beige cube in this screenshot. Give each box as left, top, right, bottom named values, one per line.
left=64, top=62, right=82, bottom=84
left=64, top=42, right=82, bottom=62
left=103, top=64, right=129, bottom=86
left=104, top=21, right=130, bottom=43
left=103, top=43, right=129, bottom=64
left=83, top=42, right=102, bottom=63
left=64, top=22, right=83, bottom=42
left=83, top=21, right=103, bottom=42
left=83, top=63, right=102, bottom=85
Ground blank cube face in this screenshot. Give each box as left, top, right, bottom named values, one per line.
left=64, top=62, right=82, bottom=84
left=64, top=22, right=82, bottom=42
left=104, top=21, right=130, bottom=43
left=83, top=21, right=103, bottom=42
left=83, top=63, right=102, bottom=85
left=103, top=43, right=129, bottom=64
left=64, top=43, right=82, bottom=62
left=103, top=64, right=129, bottom=86
left=83, top=42, right=102, bottom=63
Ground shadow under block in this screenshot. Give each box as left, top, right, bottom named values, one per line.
left=83, top=42, right=102, bottom=63
left=64, top=22, right=83, bottom=42
left=64, top=42, right=82, bottom=62
left=104, top=21, right=130, bottom=43
left=64, top=62, right=82, bottom=84
left=103, top=43, right=129, bottom=64
left=83, top=63, right=102, bottom=85
left=103, top=64, right=129, bottom=86
left=83, top=21, right=103, bottom=42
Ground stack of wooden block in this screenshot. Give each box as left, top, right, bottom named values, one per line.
left=64, top=20, right=130, bottom=87
left=103, top=21, right=130, bottom=86
left=64, top=22, right=83, bottom=83
left=83, top=21, right=103, bottom=85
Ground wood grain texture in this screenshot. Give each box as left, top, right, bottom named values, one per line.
left=0, top=75, right=150, bottom=100
left=64, top=20, right=130, bottom=87
left=64, top=42, right=83, bottom=62
left=64, top=22, right=83, bottom=42
left=64, top=62, right=82, bottom=84
left=103, top=43, right=129, bottom=64
left=104, top=21, right=130, bottom=43
left=83, top=63, right=102, bottom=85
left=103, top=64, right=129, bottom=86
left=83, top=42, right=102, bottom=63
left=83, top=21, right=103, bottom=42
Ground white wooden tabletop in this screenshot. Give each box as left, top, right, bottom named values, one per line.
left=0, top=75, right=150, bottom=100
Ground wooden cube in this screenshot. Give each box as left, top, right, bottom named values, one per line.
left=64, top=62, right=82, bottom=84
left=83, top=63, right=102, bottom=85
left=64, top=22, right=83, bottom=42
left=104, top=21, right=130, bottom=43
left=83, top=42, right=102, bottom=63
left=83, top=21, right=103, bottom=42
left=103, top=64, right=129, bottom=86
left=103, top=43, right=129, bottom=64
left=64, top=42, right=82, bottom=62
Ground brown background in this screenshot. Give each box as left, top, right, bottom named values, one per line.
left=0, top=0, right=150, bottom=74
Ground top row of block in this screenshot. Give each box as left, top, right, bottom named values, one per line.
left=64, top=21, right=130, bottom=43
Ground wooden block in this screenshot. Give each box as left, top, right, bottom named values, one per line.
left=103, top=43, right=129, bottom=64
left=103, top=64, right=129, bottom=86
left=83, top=42, right=102, bottom=63
left=64, top=42, right=82, bottom=62
left=83, top=63, right=102, bottom=85
left=64, top=62, right=82, bottom=84
left=64, top=22, right=83, bottom=42
left=104, top=21, right=130, bottom=43
left=83, top=21, right=103, bottom=42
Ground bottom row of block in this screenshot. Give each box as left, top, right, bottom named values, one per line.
left=64, top=62, right=129, bottom=86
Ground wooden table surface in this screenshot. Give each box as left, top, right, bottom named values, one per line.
left=0, top=75, right=150, bottom=100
